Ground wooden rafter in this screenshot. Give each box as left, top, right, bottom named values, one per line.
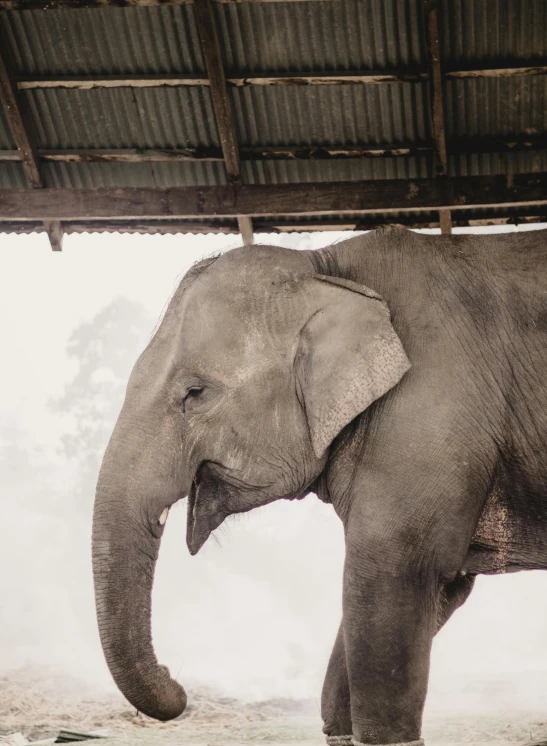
left=444, top=63, right=547, bottom=79
left=3, top=208, right=547, bottom=236
left=0, top=51, right=63, bottom=249
left=0, top=56, right=41, bottom=188
left=423, top=0, right=451, bottom=235
left=193, top=0, right=253, bottom=244
left=0, top=174, right=546, bottom=221
left=2, top=133, right=547, bottom=164
left=16, top=70, right=429, bottom=89
left=0, top=0, right=336, bottom=7
left=0, top=143, right=432, bottom=163
left=14, top=62, right=547, bottom=92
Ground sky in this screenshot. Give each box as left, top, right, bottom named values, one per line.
left=2, top=224, right=547, bottom=717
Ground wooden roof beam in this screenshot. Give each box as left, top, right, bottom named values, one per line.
left=1, top=0, right=337, bottom=7
left=423, top=0, right=451, bottom=235
left=1, top=132, right=545, bottom=166
left=0, top=51, right=63, bottom=250
left=15, top=63, right=547, bottom=92
left=3, top=209, right=547, bottom=236
left=193, top=0, right=253, bottom=243
left=444, top=63, right=547, bottom=79
left=0, top=143, right=434, bottom=163
left=16, top=70, right=429, bottom=89
left=0, top=55, right=41, bottom=188
left=1, top=174, right=546, bottom=220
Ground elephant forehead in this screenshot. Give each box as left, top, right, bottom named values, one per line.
left=180, top=272, right=303, bottom=347
left=174, top=293, right=283, bottom=380
left=191, top=246, right=312, bottom=305
left=205, top=243, right=313, bottom=280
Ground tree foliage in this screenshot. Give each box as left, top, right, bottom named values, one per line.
left=52, top=297, right=154, bottom=503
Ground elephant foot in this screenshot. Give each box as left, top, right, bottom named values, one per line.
left=326, top=736, right=353, bottom=746
left=351, top=738, right=425, bottom=746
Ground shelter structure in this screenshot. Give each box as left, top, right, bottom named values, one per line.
left=0, top=0, right=546, bottom=250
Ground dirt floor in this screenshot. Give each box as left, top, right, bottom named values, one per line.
left=2, top=667, right=547, bottom=746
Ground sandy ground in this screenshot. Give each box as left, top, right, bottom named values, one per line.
left=2, top=667, right=547, bottom=746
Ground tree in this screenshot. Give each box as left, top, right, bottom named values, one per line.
left=52, top=297, right=154, bottom=506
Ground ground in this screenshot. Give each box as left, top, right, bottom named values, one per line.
left=1, top=667, right=547, bottom=746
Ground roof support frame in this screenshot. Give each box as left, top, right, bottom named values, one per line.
left=0, top=51, right=63, bottom=250
left=1, top=3, right=546, bottom=239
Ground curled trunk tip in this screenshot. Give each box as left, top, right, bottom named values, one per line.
left=136, top=666, right=187, bottom=721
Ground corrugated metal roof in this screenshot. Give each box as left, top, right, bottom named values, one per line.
left=0, top=106, right=16, bottom=150
left=441, top=0, right=547, bottom=64
left=22, top=87, right=220, bottom=149
left=230, top=84, right=430, bottom=148
left=0, top=0, right=546, bottom=232
left=450, top=150, right=547, bottom=178
left=215, top=0, right=426, bottom=73
left=241, top=156, right=434, bottom=186
left=444, top=76, right=547, bottom=138
left=41, top=161, right=227, bottom=189
left=0, top=162, right=27, bottom=188
left=2, top=6, right=205, bottom=76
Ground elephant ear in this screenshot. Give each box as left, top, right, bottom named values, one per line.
left=296, top=274, right=410, bottom=458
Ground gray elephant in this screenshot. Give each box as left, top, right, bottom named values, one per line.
left=92, top=227, right=547, bottom=746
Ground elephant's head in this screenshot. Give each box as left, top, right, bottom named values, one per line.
left=92, top=245, right=410, bottom=720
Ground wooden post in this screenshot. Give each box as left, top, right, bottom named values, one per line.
left=0, top=51, right=63, bottom=250
left=423, top=0, right=451, bottom=235
left=194, top=0, right=254, bottom=244
left=238, top=217, right=254, bottom=245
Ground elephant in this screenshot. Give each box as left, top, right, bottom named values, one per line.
left=92, top=226, right=547, bottom=746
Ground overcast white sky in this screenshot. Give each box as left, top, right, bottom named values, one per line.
left=2, top=225, right=547, bottom=716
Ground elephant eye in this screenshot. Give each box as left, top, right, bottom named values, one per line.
left=181, top=386, right=205, bottom=413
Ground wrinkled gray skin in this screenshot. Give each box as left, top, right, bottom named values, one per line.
left=93, top=227, right=547, bottom=745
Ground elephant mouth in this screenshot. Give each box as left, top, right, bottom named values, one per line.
left=185, top=457, right=313, bottom=556
left=186, top=462, right=229, bottom=556
left=185, top=462, right=276, bottom=556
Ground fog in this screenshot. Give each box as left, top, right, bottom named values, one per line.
left=2, top=226, right=547, bottom=718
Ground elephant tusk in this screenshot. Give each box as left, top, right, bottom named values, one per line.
left=159, top=507, right=169, bottom=526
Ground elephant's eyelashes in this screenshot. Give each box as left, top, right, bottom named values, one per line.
left=181, top=386, right=205, bottom=413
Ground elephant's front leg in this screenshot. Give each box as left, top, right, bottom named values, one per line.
left=322, top=623, right=352, bottom=744
left=340, top=465, right=484, bottom=746
left=321, top=572, right=474, bottom=745
left=343, top=532, right=438, bottom=746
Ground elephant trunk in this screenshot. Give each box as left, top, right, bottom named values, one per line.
left=92, top=430, right=187, bottom=721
